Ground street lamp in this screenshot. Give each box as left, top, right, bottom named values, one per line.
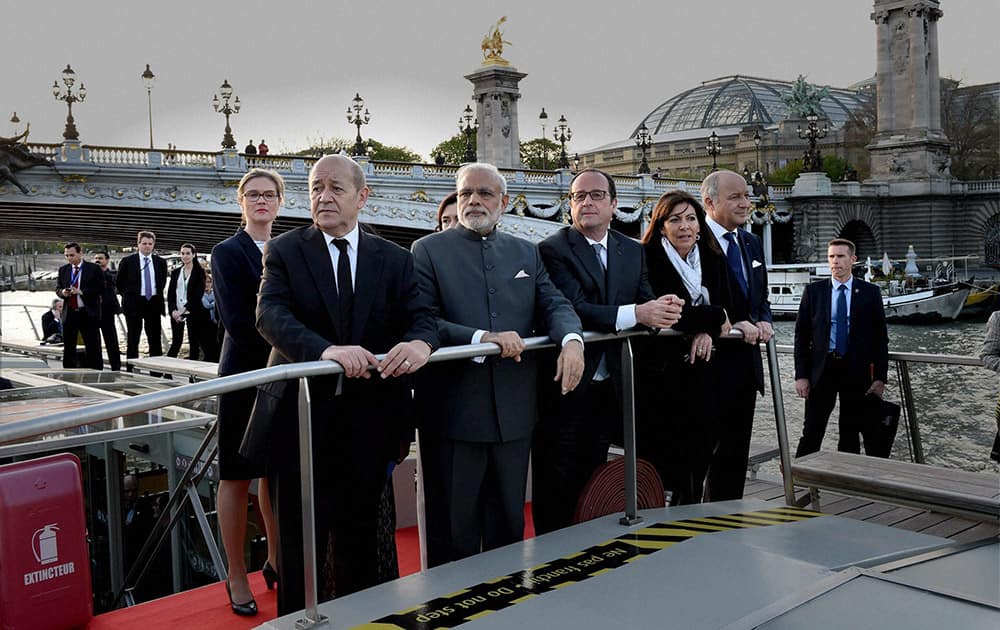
left=706, top=131, right=721, bottom=172
left=346, top=92, right=371, bottom=157
left=796, top=113, right=829, bottom=172
left=553, top=114, right=572, bottom=169
left=52, top=64, right=86, bottom=141
left=752, top=128, right=762, bottom=174
left=459, top=104, right=478, bottom=163
left=539, top=107, right=549, bottom=169
left=634, top=122, right=651, bottom=174
left=211, top=79, right=240, bottom=150
left=8, top=112, right=25, bottom=138
left=573, top=153, right=581, bottom=173
left=141, top=64, right=155, bottom=149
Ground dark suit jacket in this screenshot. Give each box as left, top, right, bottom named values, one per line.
left=99, top=269, right=122, bottom=316
left=212, top=229, right=270, bottom=377
left=411, top=225, right=583, bottom=443
left=166, top=263, right=207, bottom=315
left=116, top=253, right=168, bottom=315
left=644, top=238, right=730, bottom=339
left=243, top=225, right=439, bottom=471
left=794, top=277, right=889, bottom=389
left=705, top=227, right=771, bottom=392
left=41, top=310, right=62, bottom=338
left=538, top=226, right=655, bottom=387
left=56, top=260, right=103, bottom=319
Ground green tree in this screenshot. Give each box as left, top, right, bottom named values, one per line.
left=291, top=136, right=350, bottom=157
left=520, top=138, right=561, bottom=170
left=941, top=80, right=1000, bottom=180
left=430, top=133, right=475, bottom=165
left=767, top=155, right=852, bottom=185
left=366, top=139, right=421, bottom=163
left=290, top=136, right=420, bottom=162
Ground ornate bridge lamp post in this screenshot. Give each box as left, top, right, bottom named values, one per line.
left=346, top=93, right=371, bottom=157
left=459, top=105, right=478, bottom=163
left=538, top=107, right=549, bottom=169
left=553, top=114, right=572, bottom=169
left=634, top=122, right=651, bottom=174
left=141, top=64, right=155, bottom=149
left=52, top=65, right=86, bottom=141
left=706, top=131, right=720, bottom=172
left=753, top=129, right=762, bottom=174
left=797, top=113, right=828, bottom=172
left=212, top=79, right=240, bottom=150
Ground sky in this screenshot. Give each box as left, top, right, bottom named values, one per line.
left=2, top=0, right=997, bottom=160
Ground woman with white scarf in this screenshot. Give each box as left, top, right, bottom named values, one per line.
left=636, top=190, right=731, bottom=505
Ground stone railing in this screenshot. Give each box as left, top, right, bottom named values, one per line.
left=163, top=149, right=217, bottom=168
left=243, top=155, right=295, bottom=172
left=87, top=145, right=150, bottom=167
left=957, top=180, right=1000, bottom=193
left=23, top=143, right=61, bottom=160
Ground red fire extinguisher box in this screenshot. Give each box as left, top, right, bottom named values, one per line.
left=0, top=453, right=92, bottom=629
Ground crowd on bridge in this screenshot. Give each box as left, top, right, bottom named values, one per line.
left=49, top=156, right=899, bottom=618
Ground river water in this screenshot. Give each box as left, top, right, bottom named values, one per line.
left=2, top=291, right=998, bottom=473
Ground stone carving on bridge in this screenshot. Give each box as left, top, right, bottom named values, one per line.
left=481, top=16, right=512, bottom=66
left=0, top=126, right=54, bottom=194
left=781, top=75, right=830, bottom=119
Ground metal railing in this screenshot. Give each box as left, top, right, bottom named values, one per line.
left=0, top=327, right=766, bottom=627
left=772, top=344, right=986, bottom=465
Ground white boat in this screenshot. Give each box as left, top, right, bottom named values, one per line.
left=767, top=264, right=971, bottom=323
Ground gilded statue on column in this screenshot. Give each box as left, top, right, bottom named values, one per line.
left=481, top=16, right=512, bottom=66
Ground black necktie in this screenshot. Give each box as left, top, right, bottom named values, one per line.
left=332, top=239, right=354, bottom=339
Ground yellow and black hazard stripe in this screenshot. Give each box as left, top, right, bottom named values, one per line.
left=352, top=507, right=821, bottom=630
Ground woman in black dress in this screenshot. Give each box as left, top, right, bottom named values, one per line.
left=211, top=168, right=283, bottom=615
left=636, top=190, right=731, bottom=505
left=166, top=243, right=208, bottom=360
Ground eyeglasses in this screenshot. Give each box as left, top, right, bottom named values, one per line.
left=242, top=191, right=279, bottom=202
left=570, top=190, right=609, bottom=202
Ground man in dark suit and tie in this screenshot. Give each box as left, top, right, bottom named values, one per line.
left=412, top=162, right=585, bottom=567
left=94, top=250, right=123, bottom=371
left=41, top=298, right=63, bottom=341
left=533, top=168, right=684, bottom=533
left=116, top=231, right=168, bottom=362
left=794, top=239, right=888, bottom=456
left=701, top=170, right=773, bottom=501
left=244, top=154, right=438, bottom=614
left=56, top=242, right=104, bottom=369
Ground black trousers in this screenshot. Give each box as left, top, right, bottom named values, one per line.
left=795, top=355, right=870, bottom=457
left=125, top=298, right=163, bottom=358
left=99, top=313, right=121, bottom=371
left=420, top=434, right=531, bottom=568
left=62, top=308, right=103, bottom=370
left=705, top=385, right=757, bottom=502
left=268, top=418, right=388, bottom=616
left=532, top=378, right=618, bottom=534
left=166, top=317, right=198, bottom=359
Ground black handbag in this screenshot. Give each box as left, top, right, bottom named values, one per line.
left=861, top=394, right=901, bottom=458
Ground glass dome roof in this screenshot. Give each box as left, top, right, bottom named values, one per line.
left=634, top=75, right=870, bottom=137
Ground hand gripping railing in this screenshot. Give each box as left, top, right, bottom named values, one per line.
left=0, top=327, right=776, bottom=628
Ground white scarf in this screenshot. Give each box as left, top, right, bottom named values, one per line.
left=661, top=236, right=710, bottom=305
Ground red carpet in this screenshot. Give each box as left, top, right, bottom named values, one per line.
left=88, top=505, right=536, bottom=629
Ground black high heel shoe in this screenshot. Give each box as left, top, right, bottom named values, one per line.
left=262, top=561, right=278, bottom=591
left=225, top=579, right=258, bottom=616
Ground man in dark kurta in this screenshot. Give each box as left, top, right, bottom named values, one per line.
left=412, top=162, right=585, bottom=567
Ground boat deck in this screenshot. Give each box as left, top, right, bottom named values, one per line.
left=745, top=477, right=1000, bottom=543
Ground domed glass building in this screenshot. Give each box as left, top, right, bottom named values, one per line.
left=634, top=75, right=869, bottom=136
left=580, top=75, right=872, bottom=178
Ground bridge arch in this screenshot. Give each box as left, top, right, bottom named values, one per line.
left=839, top=220, right=878, bottom=260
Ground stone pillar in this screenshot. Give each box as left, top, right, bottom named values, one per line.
left=465, top=64, right=527, bottom=168
left=867, top=0, right=950, bottom=191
